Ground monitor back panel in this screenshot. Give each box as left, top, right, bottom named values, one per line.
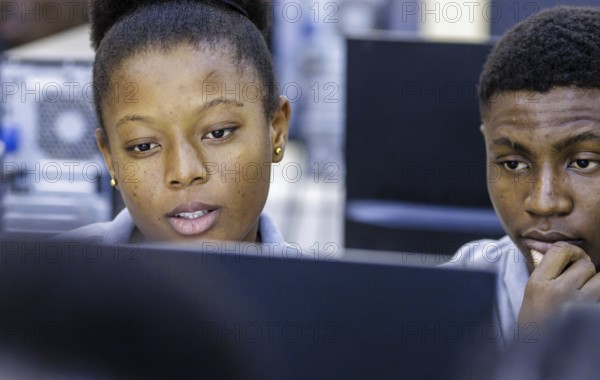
left=0, top=239, right=497, bottom=379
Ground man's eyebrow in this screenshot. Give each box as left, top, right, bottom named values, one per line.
left=196, top=98, right=244, bottom=114
left=552, top=132, right=600, bottom=152
left=491, top=137, right=532, bottom=155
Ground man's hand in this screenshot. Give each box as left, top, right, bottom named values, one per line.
left=519, top=242, right=600, bottom=326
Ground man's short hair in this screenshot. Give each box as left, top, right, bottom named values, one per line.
left=479, top=6, right=600, bottom=116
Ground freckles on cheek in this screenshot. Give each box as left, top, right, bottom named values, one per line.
left=124, top=183, right=141, bottom=203
left=125, top=179, right=157, bottom=207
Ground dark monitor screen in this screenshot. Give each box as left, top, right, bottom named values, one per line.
left=344, top=36, right=505, bottom=254
left=0, top=238, right=496, bottom=379
left=346, top=36, right=494, bottom=208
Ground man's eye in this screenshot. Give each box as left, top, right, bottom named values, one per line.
left=569, top=159, right=599, bottom=170
left=204, top=128, right=235, bottom=140
left=128, top=142, right=159, bottom=152
left=503, top=161, right=528, bottom=171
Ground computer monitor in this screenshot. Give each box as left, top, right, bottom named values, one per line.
left=345, top=35, right=504, bottom=255
left=0, top=237, right=496, bottom=379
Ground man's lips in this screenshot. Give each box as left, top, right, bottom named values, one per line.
left=166, top=202, right=221, bottom=236
left=521, top=230, right=583, bottom=254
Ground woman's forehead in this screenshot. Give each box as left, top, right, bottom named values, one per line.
left=105, top=45, right=261, bottom=106
left=118, top=45, right=241, bottom=77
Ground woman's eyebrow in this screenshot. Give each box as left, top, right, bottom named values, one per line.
left=196, top=98, right=244, bottom=114
left=114, top=98, right=244, bottom=129
left=552, top=131, right=600, bottom=152
left=115, top=114, right=153, bottom=129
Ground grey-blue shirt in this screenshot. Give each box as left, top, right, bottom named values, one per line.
left=445, top=235, right=530, bottom=345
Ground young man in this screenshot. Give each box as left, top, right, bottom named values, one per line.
left=447, top=6, right=600, bottom=343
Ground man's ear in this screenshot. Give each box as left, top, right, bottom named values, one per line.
left=270, top=96, right=291, bottom=163
left=479, top=124, right=485, bottom=135
left=96, top=128, right=118, bottom=189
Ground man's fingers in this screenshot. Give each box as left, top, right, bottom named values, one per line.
left=531, top=249, right=544, bottom=268
left=533, top=242, right=589, bottom=281
left=578, top=273, right=600, bottom=302
left=556, top=256, right=596, bottom=290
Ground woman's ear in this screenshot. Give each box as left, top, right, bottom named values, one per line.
left=96, top=128, right=118, bottom=189
left=270, top=96, right=291, bottom=163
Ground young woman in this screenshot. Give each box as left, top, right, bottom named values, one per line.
left=64, top=0, right=290, bottom=245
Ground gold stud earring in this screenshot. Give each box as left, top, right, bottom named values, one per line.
left=275, top=147, right=282, bottom=155
left=110, top=178, right=118, bottom=187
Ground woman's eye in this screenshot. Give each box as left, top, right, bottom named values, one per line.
left=204, top=128, right=235, bottom=140
left=569, top=159, right=599, bottom=170
left=128, top=142, right=159, bottom=152
left=502, top=161, right=528, bottom=171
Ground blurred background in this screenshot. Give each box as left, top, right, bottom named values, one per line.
left=0, top=0, right=597, bottom=258
left=0, top=0, right=88, bottom=50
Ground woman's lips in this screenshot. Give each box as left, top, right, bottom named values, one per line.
left=166, top=202, right=221, bottom=236
left=167, top=202, right=218, bottom=217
